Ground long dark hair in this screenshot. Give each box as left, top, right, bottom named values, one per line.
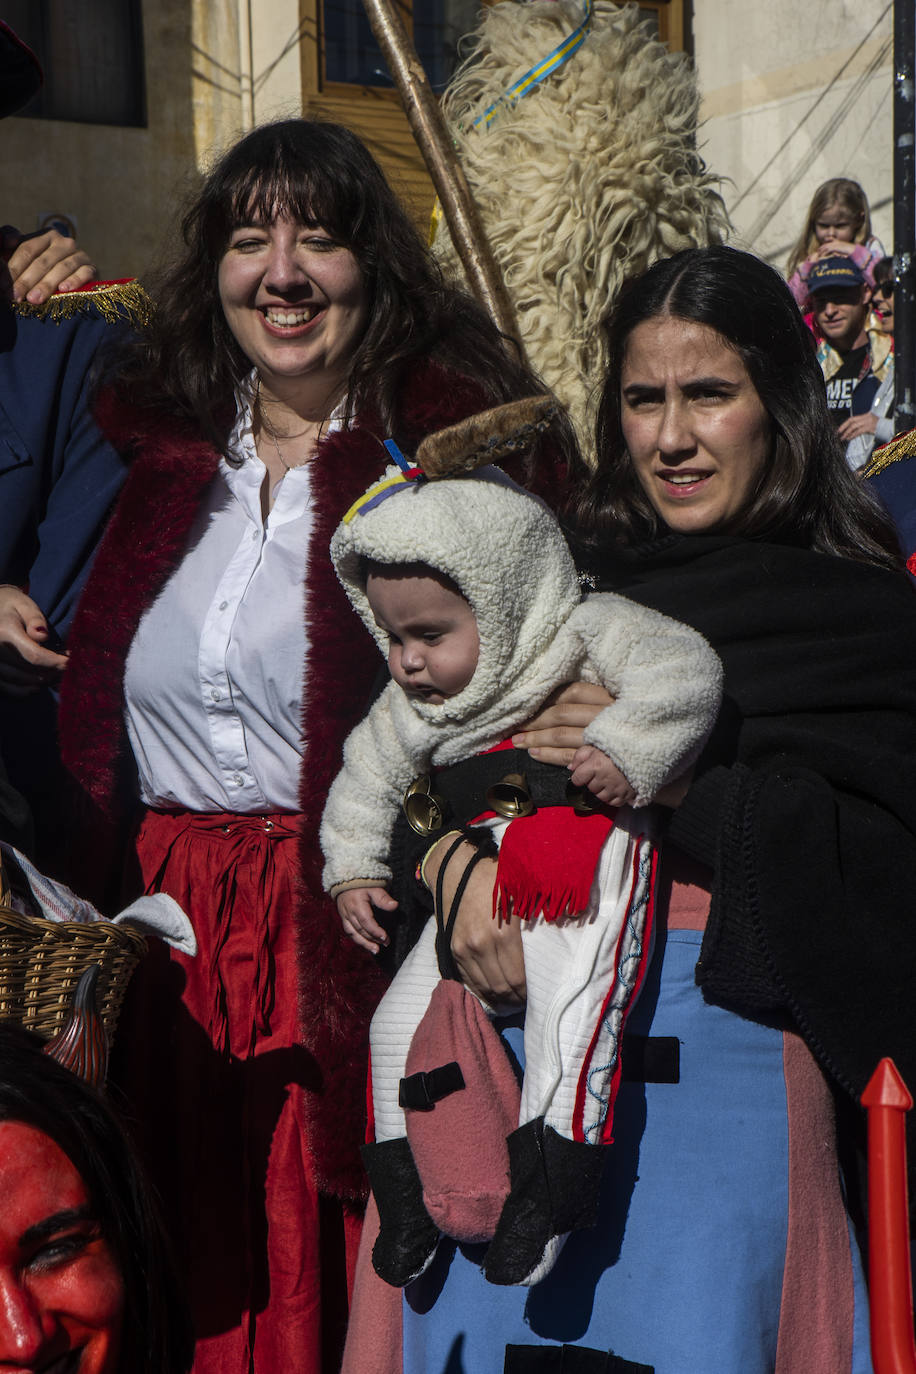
left=112, top=119, right=556, bottom=454
left=874, top=255, right=894, bottom=287
left=575, top=245, right=902, bottom=570
left=0, top=1025, right=193, bottom=1374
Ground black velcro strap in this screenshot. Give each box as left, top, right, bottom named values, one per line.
left=621, top=1035, right=680, bottom=1084
left=434, top=833, right=470, bottom=981
left=435, top=840, right=490, bottom=982
left=504, top=1344, right=654, bottom=1373
left=398, top=1060, right=466, bottom=1111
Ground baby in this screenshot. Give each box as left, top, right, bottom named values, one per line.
left=321, top=410, right=722, bottom=1289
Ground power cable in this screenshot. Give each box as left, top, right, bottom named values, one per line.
left=727, top=4, right=892, bottom=216
left=742, top=34, right=892, bottom=247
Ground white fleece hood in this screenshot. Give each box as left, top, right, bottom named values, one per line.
left=331, top=466, right=581, bottom=725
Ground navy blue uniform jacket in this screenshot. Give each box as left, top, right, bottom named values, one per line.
left=0, top=300, right=128, bottom=635
left=866, top=443, right=916, bottom=583
left=0, top=292, right=133, bottom=851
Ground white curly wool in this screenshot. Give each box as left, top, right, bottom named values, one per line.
left=433, top=0, right=730, bottom=455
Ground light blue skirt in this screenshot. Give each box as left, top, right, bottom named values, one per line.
left=401, top=923, right=872, bottom=1374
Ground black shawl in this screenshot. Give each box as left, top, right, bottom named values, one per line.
left=585, top=532, right=916, bottom=1194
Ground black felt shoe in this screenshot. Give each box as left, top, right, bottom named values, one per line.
left=361, top=1136, right=441, bottom=1286
left=483, top=1116, right=608, bottom=1287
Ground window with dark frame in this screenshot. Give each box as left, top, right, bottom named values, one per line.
left=636, top=1, right=684, bottom=47
left=321, top=0, right=484, bottom=91
left=320, top=1, right=683, bottom=94
left=3, top=0, right=146, bottom=128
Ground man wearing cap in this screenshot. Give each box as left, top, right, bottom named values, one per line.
left=808, top=255, right=895, bottom=470
left=0, top=19, right=146, bottom=854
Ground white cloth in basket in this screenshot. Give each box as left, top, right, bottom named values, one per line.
left=0, top=843, right=197, bottom=956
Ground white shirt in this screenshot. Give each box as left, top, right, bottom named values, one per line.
left=123, top=395, right=333, bottom=812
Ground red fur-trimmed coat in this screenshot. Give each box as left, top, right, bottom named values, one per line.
left=58, top=362, right=538, bottom=1202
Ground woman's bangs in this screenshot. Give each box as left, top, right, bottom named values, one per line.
left=225, top=161, right=352, bottom=243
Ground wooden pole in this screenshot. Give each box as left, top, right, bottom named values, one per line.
left=360, top=0, right=523, bottom=354
left=862, top=1058, right=916, bottom=1374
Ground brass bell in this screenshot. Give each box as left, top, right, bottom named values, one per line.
left=403, top=775, right=446, bottom=836
left=566, top=780, right=597, bottom=816
left=485, top=772, right=535, bottom=820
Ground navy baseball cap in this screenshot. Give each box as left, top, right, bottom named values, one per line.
left=806, top=256, right=867, bottom=296
left=0, top=21, right=42, bottom=119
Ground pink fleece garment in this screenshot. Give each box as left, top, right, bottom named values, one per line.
left=405, top=979, right=521, bottom=1243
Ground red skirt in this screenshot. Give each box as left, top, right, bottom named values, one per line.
left=112, top=809, right=356, bottom=1374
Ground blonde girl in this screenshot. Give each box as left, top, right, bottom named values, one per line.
left=786, top=177, right=885, bottom=306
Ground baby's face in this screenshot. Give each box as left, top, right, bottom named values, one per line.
left=366, top=568, right=480, bottom=705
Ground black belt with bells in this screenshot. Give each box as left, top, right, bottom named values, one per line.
left=401, top=747, right=605, bottom=837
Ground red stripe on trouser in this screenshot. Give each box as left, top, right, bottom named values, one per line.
left=572, top=840, right=658, bottom=1144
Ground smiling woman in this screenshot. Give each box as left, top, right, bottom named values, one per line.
left=216, top=215, right=369, bottom=435
left=52, top=118, right=572, bottom=1374
left=0, top=1026, right=192, bottom=1374
left=0, top=1122, right=124, bottom=1374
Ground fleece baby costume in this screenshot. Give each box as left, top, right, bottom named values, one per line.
left=322, top=449, right=722, bottom=1287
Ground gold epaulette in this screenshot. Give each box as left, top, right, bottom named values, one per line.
left=860, top=428, right=916, bottom=480
left=11, top=278, right=152, bottom=328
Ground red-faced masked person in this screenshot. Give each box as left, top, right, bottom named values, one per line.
left=0, top=1025, right=192, bottom=1374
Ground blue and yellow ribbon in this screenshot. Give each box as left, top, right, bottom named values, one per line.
left=472, top=0, right=594, bottom=129
left=429, top=0, right=594, bottom=243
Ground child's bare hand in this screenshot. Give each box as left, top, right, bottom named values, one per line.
left=336, top=886, right=397, bottom=953
left=568, top=745, right=637, bottom=807
left=815, top=239, right=855, bottom=260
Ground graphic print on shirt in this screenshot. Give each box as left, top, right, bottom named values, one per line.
left=824, top=344, right=869, bottom=427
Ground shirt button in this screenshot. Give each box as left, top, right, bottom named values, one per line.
left=233, top=774, right=244, bottom=786
left=210, top=688, right=221, bottom=701
left=251, top=529, right=259, bottom=541
left=219, top=601, right=228, bottom=611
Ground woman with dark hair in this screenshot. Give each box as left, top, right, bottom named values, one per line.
left=109, top=119, right=538, bottom=449
left=872, top=255, right=895, bottom=337
left=0, top=1023, right=193, bottom=1374
left=581, top=242, right=899, bottom=563
left=344, top=245, right=916, bottom=1373
left=1, top=119, right=571, bottom=1374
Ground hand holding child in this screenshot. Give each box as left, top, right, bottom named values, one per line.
left=336, top=886, right=397, bottom=953
left=568, top=745, right=637, bottom=807
left=512, top=681, right=613, bottom=765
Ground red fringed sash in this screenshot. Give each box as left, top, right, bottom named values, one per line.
left=493, top=807, right=615, bottom=922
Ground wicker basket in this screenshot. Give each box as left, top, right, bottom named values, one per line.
left=0, top=901, right=148, bottom=1043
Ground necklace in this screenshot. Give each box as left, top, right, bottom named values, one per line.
left=254, top=376, right=327, bottom=477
